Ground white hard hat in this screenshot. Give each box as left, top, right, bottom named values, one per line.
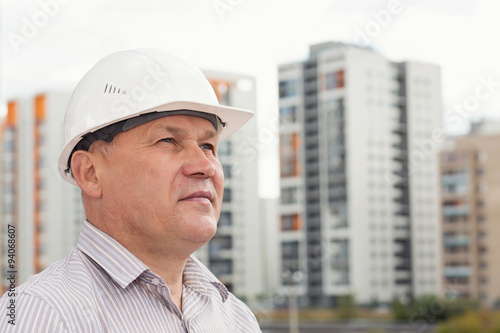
left=58, top=48, right=254, bottom=185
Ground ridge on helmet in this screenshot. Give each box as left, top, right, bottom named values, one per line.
left=58, top=48, right=254, bottom=186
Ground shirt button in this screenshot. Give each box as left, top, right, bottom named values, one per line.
left=152, top=278, right=160, bottom=286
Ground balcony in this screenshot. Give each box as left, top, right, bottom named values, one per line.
left=444, top=266, right=471, bottom=278
left=395, top=204, right=410, bottom=216
left=441, top=173, right=468, bottom=186
left=442, top=205, right=469, bottom=217
left=392, top=123, right=407, bottom=134
left=443, top=235, right=469, bottom=247
left=393, top=179, right=409, bottom=189
left=392, top=151, right=408, bottom=161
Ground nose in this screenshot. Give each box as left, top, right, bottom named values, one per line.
left=181, top=143, right=216, bottom=178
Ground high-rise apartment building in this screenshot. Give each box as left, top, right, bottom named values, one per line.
left=1, top=92, right=84, bottom=288
left=278, top=42, right=442, bottom=306
left=195, top=71, right=264, bottom=302
left=439, top=128, right=500, bottom=308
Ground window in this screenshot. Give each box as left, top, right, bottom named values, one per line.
left=279, top=79, right=298, bottom=98
left=279, top=105, right=296, bottom=123
left=280, top=133, right=300, bottom=178
left=218, top=141, right=231, bottom=156
left=441, top=152, right=468, bottom=163
left=281, top=241, right=299, bottom=260
left=281, top=187, right=298, bottom=204
left=282, top=215, right=294, bottom=231
left=442, top=200, right=469, bottom=218
left=281, top=214, right=302, bottom=231
left=280, top=156, right=299, bottom=178
left=218, top=212, right=232, bottom=227
left=209, top=235, right=232, bottom=254
left=209, top=259, right=233, bottom=276
left=222, top=164, right=232, bottom=179
left=223, top=188, right=232, bottom=203
left=441, top=170, right=468, bottom=194
left=322, top=70, right=345, bottom=91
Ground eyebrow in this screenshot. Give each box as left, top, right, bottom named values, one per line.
left=146, top=124, right=219, bottom=142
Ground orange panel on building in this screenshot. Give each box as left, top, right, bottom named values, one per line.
left=34, top=94, right=46, bottom=121
left=293, top=214, right=303, bottom=230
left=7, top=102, right=17, bottom=126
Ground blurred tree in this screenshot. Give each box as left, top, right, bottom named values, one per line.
left=337, top=294, right=357, bottom=320
left=370, top=297, right=380, bottom=309
left=391, top=298, right=410, bottom=321
left=392, top=296, right=478, bottom=323
left=435, top=310, right=500, bottom=333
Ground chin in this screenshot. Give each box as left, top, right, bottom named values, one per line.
left=183, top=217, right=218, bottom=243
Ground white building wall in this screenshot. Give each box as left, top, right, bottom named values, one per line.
left=345, top=51, right=400, bottom=304
left=15, top=99, right=35, bottom=283
left=405, top=62, right=443, bottom=297
left=259, top=198, right=280, bottom=296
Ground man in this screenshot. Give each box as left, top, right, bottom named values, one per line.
left=0, top=49, right=261, bottom=332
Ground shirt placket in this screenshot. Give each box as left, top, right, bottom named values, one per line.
left=181, top=284, right=213, bottom=332
left=141, top=277, right=187, bottom=332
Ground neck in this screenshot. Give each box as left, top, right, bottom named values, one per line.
left=87, top=217, right=192, bottom=312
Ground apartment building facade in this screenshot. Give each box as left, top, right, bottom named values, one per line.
left=440, top=130, right=500, bottom=308
left=278, top=42, right=442, bottom=306
left=1, top=92, right=85, bottom=288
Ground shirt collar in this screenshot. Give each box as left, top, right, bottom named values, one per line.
left=183, top=256, right=229, bottom=303
left=77, top=221, right=230, bottom=302
left=77, top=220, right=148, bottom=289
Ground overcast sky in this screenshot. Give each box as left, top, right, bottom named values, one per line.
left=1, top=0, right=499, bottom=197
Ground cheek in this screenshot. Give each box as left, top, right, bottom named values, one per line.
left=111, top=154, right=173, bottom=198
left=214, top=168, right=225, bottom=203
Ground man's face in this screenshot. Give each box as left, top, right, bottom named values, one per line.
left=96, top=115, right=224, bottom=252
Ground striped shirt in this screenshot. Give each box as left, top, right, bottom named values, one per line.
left=0, top=221, right=261, bottom=332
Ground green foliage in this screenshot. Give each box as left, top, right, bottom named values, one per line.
left=370, top=298, right=380, bottom=309
left=434, top=310, right=500, bottom=333
left=337, top=294, right=358, bottom=320
left=391, top=296, right=478, bottom=324
left=391, top=298, right=410, bottom=321
left=255, top=293, right=267, bottom=302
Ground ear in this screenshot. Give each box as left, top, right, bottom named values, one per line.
left=71, top=151, right=102, bottom=199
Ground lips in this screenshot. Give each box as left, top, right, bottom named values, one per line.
left=180, top=191, right=214, bottom=202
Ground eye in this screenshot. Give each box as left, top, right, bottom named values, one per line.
left=201, top=143, right=214, bottom=151
left=159, top=138, right=174, bottom=144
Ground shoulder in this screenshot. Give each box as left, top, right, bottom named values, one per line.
left=0, top=248, right=103, bottom=331
left=13, top=248, right=98, bottom=300
left=0, top=289, right=66, bottom=332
